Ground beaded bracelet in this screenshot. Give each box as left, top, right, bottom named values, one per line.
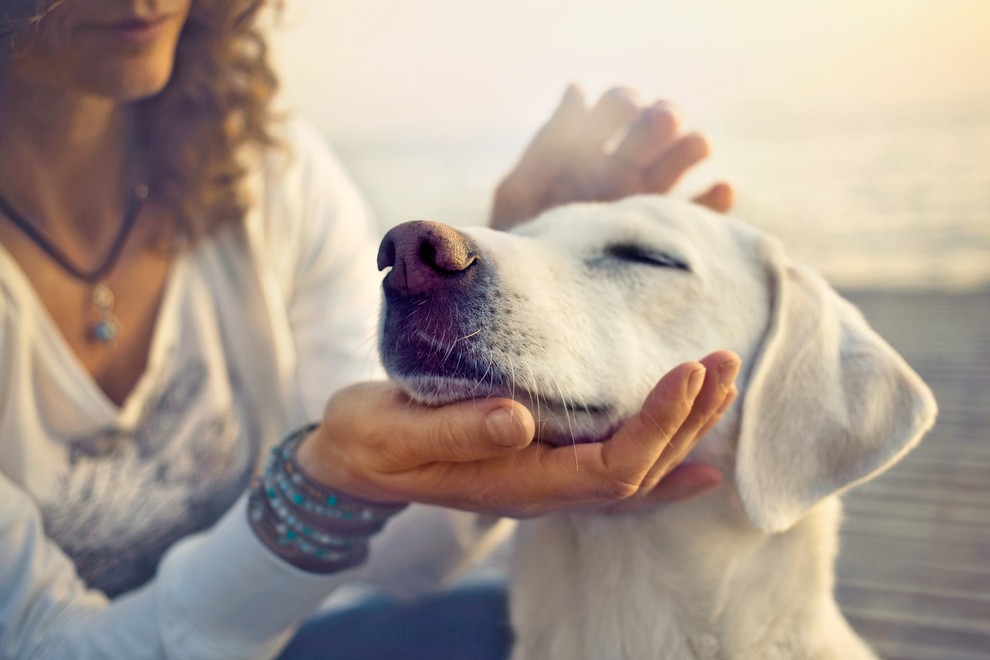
left=248, top=423, right=407, bottom=574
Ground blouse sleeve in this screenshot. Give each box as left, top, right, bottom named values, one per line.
left=0, top=471, right=359, bottom=659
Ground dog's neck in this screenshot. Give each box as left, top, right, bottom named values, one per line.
left=509, top=426, right=875, bottom=660
left=511, top=497, right=871, bottom=659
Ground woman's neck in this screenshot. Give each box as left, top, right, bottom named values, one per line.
left=0, top=70, right=134, bottom=245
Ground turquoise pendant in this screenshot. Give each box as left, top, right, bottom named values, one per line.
left=89, top=282, right=120, bottom=346
left=92, top=318, right=119, bottom=343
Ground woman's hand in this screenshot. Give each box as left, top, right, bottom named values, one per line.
left=491, top=85, right=734, bottom=231
left=295, top=351, right=739, bottom=518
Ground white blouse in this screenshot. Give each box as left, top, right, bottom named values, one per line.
left=0, top=121, right=505, bottom=659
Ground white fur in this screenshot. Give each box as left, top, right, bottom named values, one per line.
left=381, top=195, right=937, bottom=659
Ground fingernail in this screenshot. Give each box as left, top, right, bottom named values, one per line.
left=716, top=385, right=737, bottom=414
left=686, top=366, right=706, bottom=401
left=719, top=358, right=741, bottom=391
left=486, top=407, right=528, bottom=448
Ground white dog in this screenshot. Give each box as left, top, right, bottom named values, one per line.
left=377, top=195, right=937, bottom=660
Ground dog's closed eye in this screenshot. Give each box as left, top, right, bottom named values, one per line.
left=603, top=244, right=690, bottom=272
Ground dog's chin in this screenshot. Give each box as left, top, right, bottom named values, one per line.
left=393, top=374, right=507, bottom=407
left=393, top=374, right=617, bottom=447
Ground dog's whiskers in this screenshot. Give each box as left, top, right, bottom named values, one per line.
left=545, top=370, right=580, bottom=468
left=455, top=328, right=482, bottom=343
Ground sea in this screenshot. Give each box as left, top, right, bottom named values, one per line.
left=328, top=104, right=990, bottom=292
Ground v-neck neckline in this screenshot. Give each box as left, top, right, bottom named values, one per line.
left=0, top=240, right=187, bottom=423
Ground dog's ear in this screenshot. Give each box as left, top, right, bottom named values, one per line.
left=735, top=239, right=937, bottom=533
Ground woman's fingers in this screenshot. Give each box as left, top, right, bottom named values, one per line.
left=521, top=85, right=587, bottom=170
left=666, top=352, right=739, bottom=454
left=692, top=181, right=735, bottom=213
left=346, top=385, right=536, bottom=467
left=491, top=86, right=588, bottom=228
left=405, top=400, right=536, bottom=464
left=493, top=85, right=647, bottom=228
left=546, top=87, right=643, bottom=208
left=633, top=463, right=725, bottom=506
left=585, top=87, right=642, bottom=152
left=407, top=353, right=739, bottom=515
left=593, top=102, right=681, bottom=200
left=597, top=352, right=738, bottom=514
left=304, top=348, right=738, bottom=517
left=635, top=352, right=739, bottom=492
left=593, top=361, right=706, bottom=488
left=391, top=361, right=708, bottom=514
left=644, top=131, right=711, bottom=193
left=610, top=101, right=682, bottom=169
left=491, top=85, right=730, bottom=229
left=695, top=383, right=737, bottom=439
left=298, top=383, right=537, bottom=504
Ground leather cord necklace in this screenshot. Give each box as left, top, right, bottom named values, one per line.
left=0, top=182, right=148, bottom=346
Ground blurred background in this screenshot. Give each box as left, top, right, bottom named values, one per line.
left=270, top=2, right=990, bottom=657
left=270, top=0, right=990, bottom=291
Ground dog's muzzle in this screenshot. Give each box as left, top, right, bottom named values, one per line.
left=377, top=220, right=615, bottom=438
left=377, top=220, right=503, bottom=390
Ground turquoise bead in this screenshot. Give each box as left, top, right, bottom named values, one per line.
left=92, top=321, right=118, bottom=343
left=293, top=493, right=304, bottom=505
left=326, top=495, right=338, bottom=506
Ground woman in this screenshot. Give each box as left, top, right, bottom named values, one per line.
left=0, top=1, right=737, bottom=657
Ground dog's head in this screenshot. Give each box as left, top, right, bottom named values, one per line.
left=377, top=195, right=937, bottom=532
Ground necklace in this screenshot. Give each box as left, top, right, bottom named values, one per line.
left=0, top=182, right=148, bottom=347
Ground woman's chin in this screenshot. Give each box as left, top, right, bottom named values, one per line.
left=85, top=58, right=177, bottom=103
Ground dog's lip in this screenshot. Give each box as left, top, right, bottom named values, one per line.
left=394, top=374, right=511, bottom=406
left=393, top=374, right=615, bottom=446
left=394, top=373, right=610, bottom=415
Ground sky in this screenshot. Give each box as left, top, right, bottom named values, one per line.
left=265, top=1, right=990, bottom=290
left=269, top=0, right=990, bottom=139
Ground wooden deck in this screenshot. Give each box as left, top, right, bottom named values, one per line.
left=835, top=289, right=990, bottom=660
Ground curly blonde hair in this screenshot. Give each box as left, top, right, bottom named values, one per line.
left=1, top=0, right=281, bottom=241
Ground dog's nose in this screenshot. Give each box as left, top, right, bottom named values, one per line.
left=377, top=220, right=478, bottom=298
